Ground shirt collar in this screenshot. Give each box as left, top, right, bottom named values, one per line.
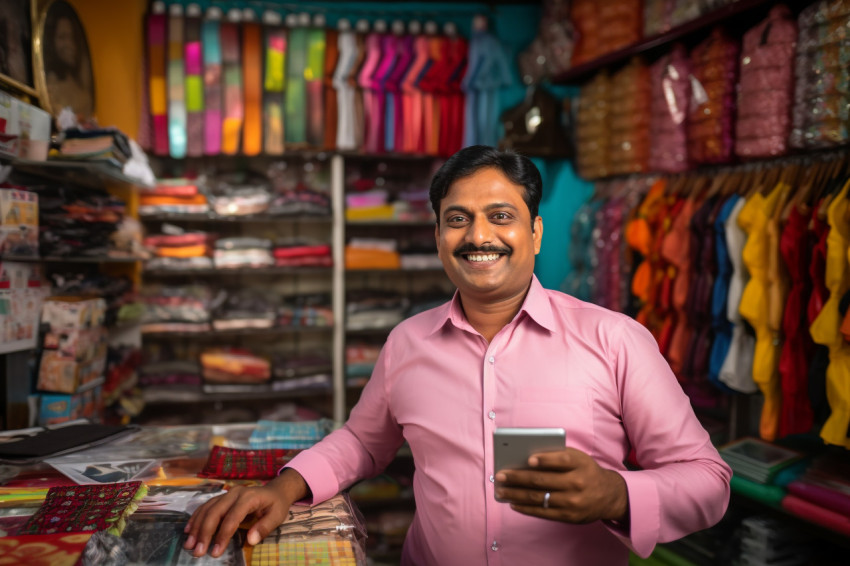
left=427, top=274, right=557, bottom=337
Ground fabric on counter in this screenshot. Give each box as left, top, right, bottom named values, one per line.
left=197, top=446, right=298, bottom=480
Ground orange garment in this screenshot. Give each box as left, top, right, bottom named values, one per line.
left=626, top=180, right=666, bottom=309
left=155, top=244, right=208, bottom=258
left=140, top=194, right=208, bottom=207
left=810, top=178, right=850, bottom=448
left=738, top=183, right=787, bottom=441
left=651, top=195, right=682, bottom=352
left=661, top=196, right=700, bottom=378
left=344, top=247, right=401, bottom=269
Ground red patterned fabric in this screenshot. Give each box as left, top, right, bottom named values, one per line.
left=22, top=482, right=145, bottom=535
left=198, top=446, right=300, bottom=479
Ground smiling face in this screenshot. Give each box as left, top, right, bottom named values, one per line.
left=435, top=167, right=543, bottom=305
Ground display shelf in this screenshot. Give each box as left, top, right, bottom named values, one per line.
left=345, top=268, right=445, bottom=275
left=143, top=265, right=333, bottom=276
left=553, top=0, right=777, bottom=84
left=141, top=326, right=333, bottom=339
left=140, top=212, right=333, bottom=224
left=731, top=490, right=850, bottom=549
left=0, top=255, right=142, bottom=264
left=346, top=219, right=436, bottom=227
left=345, top=327, right=395, bottom=336
left=141, top=385, right=332, bottom=405
left=9, top=158, right=153, bottom=190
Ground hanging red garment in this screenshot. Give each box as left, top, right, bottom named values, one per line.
left=779, top=204, right=815, bottom=436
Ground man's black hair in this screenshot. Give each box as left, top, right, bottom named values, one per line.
left=429, top=145, right=543, bottom=228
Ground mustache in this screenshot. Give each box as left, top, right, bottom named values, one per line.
left=453, top=243, right=512, bottom=257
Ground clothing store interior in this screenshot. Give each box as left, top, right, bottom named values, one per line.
left=0, top=0, right=849, bottom=564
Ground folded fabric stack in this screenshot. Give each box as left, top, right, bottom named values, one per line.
left=49, top=272, right=141, bottom=327
left=608, top=58, right=651, bottom=176
left=137, top=359, right=202, bottom=389
left=140, top=284, right=212, bottom=334
left=139, top=178, right=209, bottom=216
left=395, top=188, right=435, bottom=223
left=249, top=419, right=335, bottom=450
left=144, top=231, right=214, bottom=271
left=33, top=185, right=125, bottom=258
left=345, top=238, right=400, bottom=269
left=213, top=237, right=274, bottom=269
left=197, top=446, right=298, bottom=479
left=211, top=187, right=271, bottom=216
left=200, top=347, right=271, bottom=383
left=267, top=188, right=332, bottom=216
left=212, top=290, right=276, bottom=330
left=345, top=189, right=394, bottom=222
left=272, top=352, right=333, bottom=391
left=399, top=243, right=441, bottom=270
left=53, top=128, right=132, bottom=167
left=278, top=294, right=333, bottom=328
left=273, top=239, right=333, bottom=267
left=782, top=453, right=850, bottom=536
left=346, top=342, right=383, bottom=384
left=346, top=291, right=408, bottom=331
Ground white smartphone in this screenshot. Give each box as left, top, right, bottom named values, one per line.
left=493, top=427, right=566, bottom=474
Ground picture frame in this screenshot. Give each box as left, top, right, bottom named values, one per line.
left=0, top=0, right=37, bottom=98
left=32, top=0, right=95, bottom=119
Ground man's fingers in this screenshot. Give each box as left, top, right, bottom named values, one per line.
left=527, top=447, right=587, bottom=470
left=246, top=506, right=289, bottom=546
left=496, top=486, right=551, bottom=507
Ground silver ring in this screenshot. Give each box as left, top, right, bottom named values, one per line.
left=542, top=492, right=551, bottom=509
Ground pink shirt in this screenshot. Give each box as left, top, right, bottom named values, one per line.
left=287, top=276, right=731, bottom=566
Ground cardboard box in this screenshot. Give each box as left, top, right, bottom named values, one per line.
left=0, top=93, right=51, bottom=161
left=38, top=383, right=103, bottom=426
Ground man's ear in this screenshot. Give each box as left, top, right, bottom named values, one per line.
left=533, top=216, right=543, bottom=255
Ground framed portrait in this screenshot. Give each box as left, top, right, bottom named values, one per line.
left=0, top=0, right=37, bottom=97
left=32, top=0, right=95, bottom=119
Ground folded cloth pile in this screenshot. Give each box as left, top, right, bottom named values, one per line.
left=273, top=238, right=333, bottom=267
left=272, top=352, right=333, bottom=391
left=140, top=284, right=212, bottom=333
left=267, top=188, right=332, bottom=216
left=345, top=342, right=383, bottom=383
left=249, top=419, right=335, bottom=450
left=345, top=238, right=401, bottom=269
left=345, top=189, right=393, bottom=222
left=399, top=243, right=441, bottom=270
left=200, top=347, right=271, bottom=383
left=278, top=293, right=333, bottom=327
left=137, top=359, right=202, bottom=389
left=212, top=290, right=276, bottom=330
left=213, top=237, right=274, bottom=269
left=139, top=178, right=209, bottom=216
left=144, top=231, right=214, bottom=271
left=32, top=185, right=125, bottom=257
left=346, top=290, right=408, bottom=331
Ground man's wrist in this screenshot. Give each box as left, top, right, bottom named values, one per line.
left=271, top=467, right=311, bottom=504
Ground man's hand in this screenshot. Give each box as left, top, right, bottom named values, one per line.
left=494, top=447, right=628, bottom=524
left=183, top=468, right=309, bottom=557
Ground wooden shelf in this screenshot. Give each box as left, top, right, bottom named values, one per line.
left=346, top=219, right=436, bottom=227
left=140, top=213, right=332, bottom=224
left=1, top=255, right=142, bottom=264
left=142, top=326, right=332, bottom=339
left=553, top=0, right=779, bottom=84
left=346, top=268, right=444, bottom=275
left=9, top=158, right=152, bottom=190
left=142, top=385, right=332, bottom=404
left=144, top=265, right=333, bottom=276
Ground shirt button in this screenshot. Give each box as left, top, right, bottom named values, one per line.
left=488, top=411, right=496, bottom=420
left=488, top=356, right=495, bottom=363
left=489, top=475, right=495, bottom=483
left=491, top=540, right=499, bottom=551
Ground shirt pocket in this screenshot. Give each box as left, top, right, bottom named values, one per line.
left=515, top=386, right=596, bottom=456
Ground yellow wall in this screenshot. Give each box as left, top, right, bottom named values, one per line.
left=67, top=0, right=147, bottom=138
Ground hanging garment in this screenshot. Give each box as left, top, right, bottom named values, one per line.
left=418, top=35, right=448, bottom=155
left=220, top=20, right=244, bottom=154
left=323, top=29, right=339, bottom=150
left=810, top=179, right=850, bottom=448
left=626, top=180, right=665, bottom=329
left=661, top=196, right=700, bottom=379
left=334, top=30, right=358, bottom=150
left=655, top=195, right=685, bottom=357
left=348, top=32, right=368, bottom=150
left=708, top=194, right=741, bottom=389
left=385, top=34, right=412, bottom=153
left=564, top=199, right=604, bottom=303
left=263, top=23, right=286, bottom=155
left=367, top=33, right=398, bottom=153
left=202, top=15, right=223, bottom=155
left=401, top=35, right=430, bottom=153
left=735, top=5, right=797, bottom=158
left=184, top=12, right=204, bottom=156
left=285, top=26, right=309, bottom=146
left=808, top=203, right=831, bottom=425
left=719, top=196, right=757, bottom=393
left=738, top=182, right=789, bottom=441
left=442, top=35, right=468, bottom=156
left=167, top=8, right=187, bottom=158
left=461, top=28, right=513, bottom=148
left=242, top=19, right=263, bottom=155
left=357, top=33, right=383, bottom=152
left=147, top=9, right=168, bottom=155
left=648, top=44, right=690, bottom=173
left=778, top=204, right=815, bottom=436
left=305, top=27, right=327, bottom=147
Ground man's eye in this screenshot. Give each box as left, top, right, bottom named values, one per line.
left=492, top=212, right=510, bottom=221
left=448, top=216, right=467, bottom=223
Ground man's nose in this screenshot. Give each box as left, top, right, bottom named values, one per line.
left=468, top=215, right=494, bottom=245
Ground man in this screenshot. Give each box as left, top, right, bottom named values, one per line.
left=185, top=146, right=731, bottom=564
